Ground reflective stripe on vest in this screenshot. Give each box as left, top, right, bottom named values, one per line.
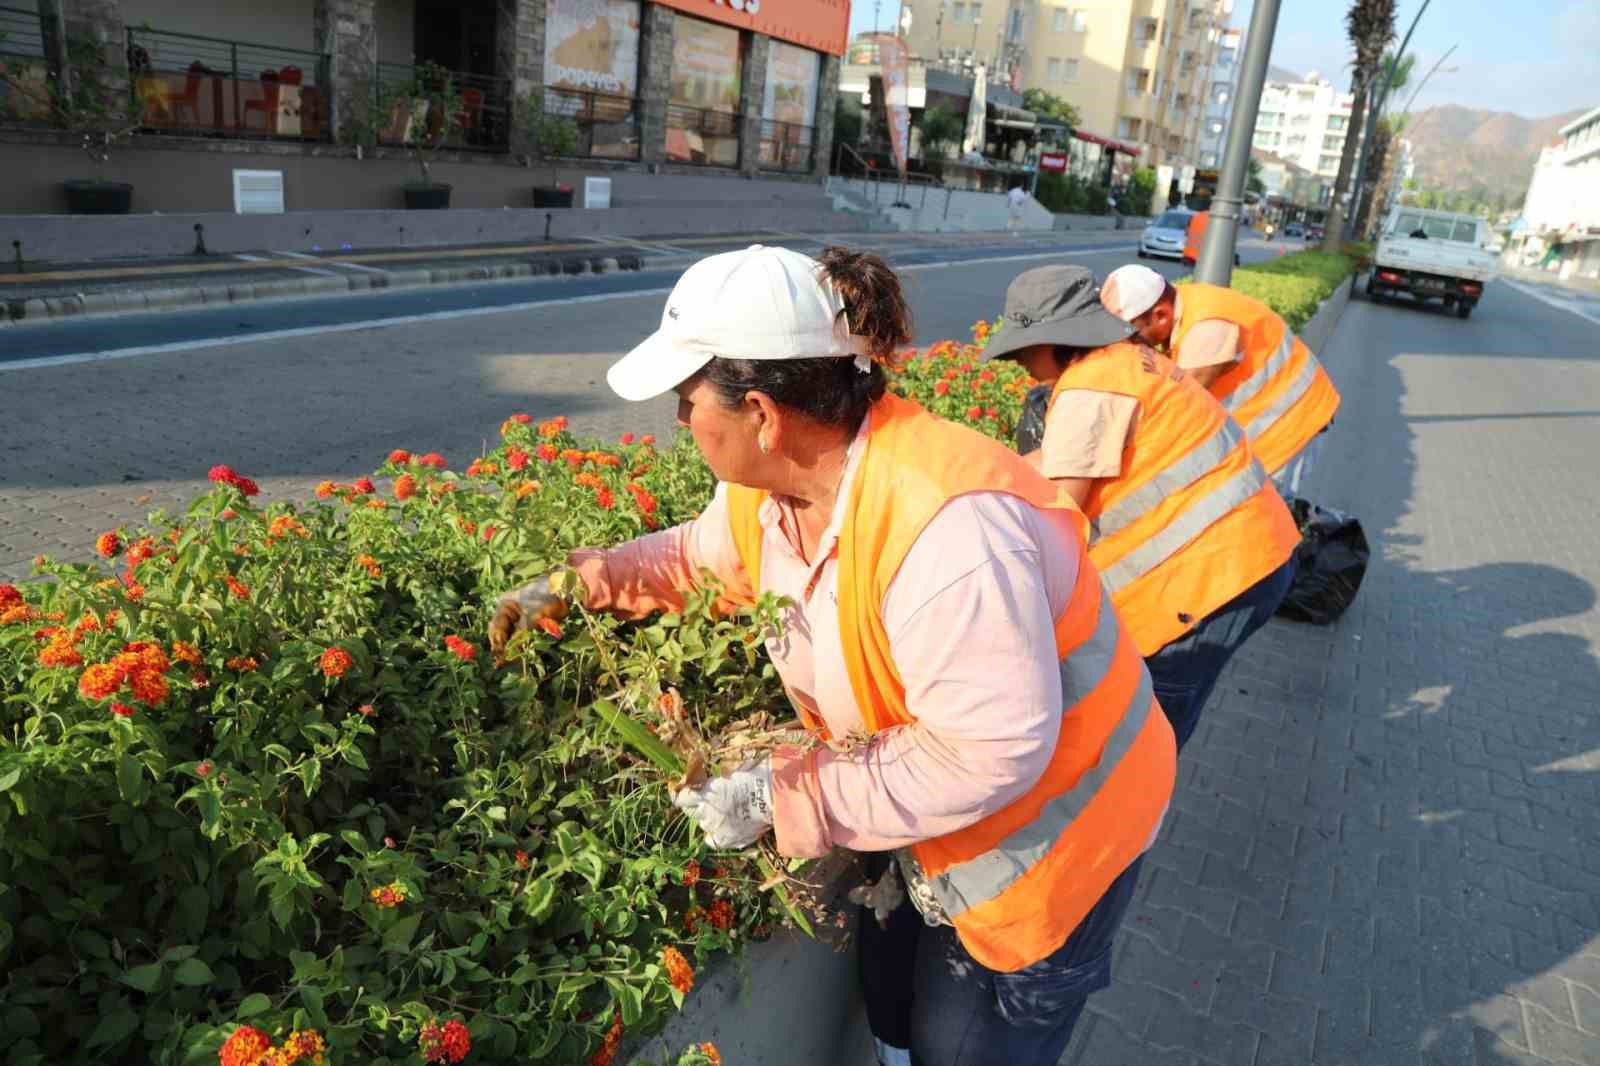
left=1220, top=333, right=1293, bottom=415
left=1243, top=346, right=1320, bottom=441
left=1098, top=456, right=1271, bottom=593
left=927, top=592, right=1151, bottom=917
left=1091, top=418, right=1247, bottom=543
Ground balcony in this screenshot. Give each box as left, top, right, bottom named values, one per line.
left=127, top=26, right=330, bottom=142
left=544, top=86, right=641, bottom=162
left=0, top=4, right=51, bottom=124
left=665, top=103, right=740, bottom=168
left=1121, top=92, right=1158, bottom=123
left=373, top=62, right=510, bottom=152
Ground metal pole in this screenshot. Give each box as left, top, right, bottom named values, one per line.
left=1194, top=0, right=1282, bottom=285
left=1345, top=0, right=1432, bottom=240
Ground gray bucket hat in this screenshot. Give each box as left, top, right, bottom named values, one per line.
left=982, top=265, right=1134, bottom=362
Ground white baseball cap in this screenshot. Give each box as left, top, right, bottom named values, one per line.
left=1100, top=264, right=1169, bottom=321
left=606, top=245, right=871, bottom=402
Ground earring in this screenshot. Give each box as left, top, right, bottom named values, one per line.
left=758, top=437, right=771, bottom=455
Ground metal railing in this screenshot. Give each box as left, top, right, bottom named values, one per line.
left=664, top=102, right=739, bottom=168
left=758, top=119, right=813, bottom=173
left=0, top=4, right=44, bottom=58
left=833, top=141, right=954, bottom=216
left=373, top=62, right=509, bottom=151
left=543, top=85, right=640, bottom=161
left=125, top=26, right=329, bottom=141
left=0, top=4, right=52, bottom=125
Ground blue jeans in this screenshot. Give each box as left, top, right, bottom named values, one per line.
left=859, top=855, right=1145, bottom=1066
left=1144, top=559, right=1295, bottom=750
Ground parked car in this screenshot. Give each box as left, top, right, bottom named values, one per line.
left=1306, top=225, right=1325, bottom=241
left=1138, top=208, right=1193, bottom=260
left=1367, top=207, right=1495, bottom=318
left=1283, top=222, right=1305, bottom=238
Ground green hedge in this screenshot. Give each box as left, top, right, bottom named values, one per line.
left=1219, top=250, right=1356, bottom=332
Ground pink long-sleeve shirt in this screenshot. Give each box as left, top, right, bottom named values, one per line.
left=570, top=417, right=1084, bottom=859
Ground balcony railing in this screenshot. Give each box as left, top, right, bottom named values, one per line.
left=665, top=102, right=739, bottom=168
left=543, top=85, right=640, bottom=161
left=126, top=26, right=330, bottom=141
left=0, top=4, right=52, bottom=124
left=759, top=119, right=813, bottom=173
left=374, top=62, right=509, bottom=151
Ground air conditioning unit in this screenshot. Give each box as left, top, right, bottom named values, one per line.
left=233, top=169, right=285, bottom=214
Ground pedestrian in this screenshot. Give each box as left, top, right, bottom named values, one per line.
left=1100, top=263, right=1341, bottom=498
left=984, top=264, right=1299, bottom=751
left=488, top=245, right=1175, bottom=1066
left=1007, top=183, right=1028, bottom=235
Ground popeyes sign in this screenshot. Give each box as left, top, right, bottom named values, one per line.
left=653, top=0, right=849, bottom=55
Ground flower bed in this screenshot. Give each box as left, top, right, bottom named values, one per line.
left=1226, top=250, right=1356, bottom=331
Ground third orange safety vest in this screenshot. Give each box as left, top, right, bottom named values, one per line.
left=1049, top=341, right=1300, bottom=655
left=1184, top=210, right=1208, bottom=262
left=1173, top=282, right=1341, bottom=476
left=724, top=393, right=1175, bottom=973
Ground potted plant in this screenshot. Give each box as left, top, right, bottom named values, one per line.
left=386, top=61, right=464, bottom=210
left=521, top=91, right=578, bottom=208
left=1, top=32, right=145, bottom=213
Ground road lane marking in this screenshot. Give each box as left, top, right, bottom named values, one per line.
left=1501, top=279, right=1600, bottom=328
left=0, top=243, right=1141, bottom=372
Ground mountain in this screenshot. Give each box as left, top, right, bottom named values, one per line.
left=1400, top=104, right=1585, bottom=210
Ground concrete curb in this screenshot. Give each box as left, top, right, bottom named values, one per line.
left=1, top=252, right=678, bottom=326
left=1300, top=275, right=1354, bottom=354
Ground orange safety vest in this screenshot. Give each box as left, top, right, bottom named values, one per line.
left=1051, top=341, right=1300, bottom=655
left=1184, top=210, right=1208, bottom=262
left=1173, top=282, right=1341, bottom=476
left=723, top=393, right=1175, bottom=973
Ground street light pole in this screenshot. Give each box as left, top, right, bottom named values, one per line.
left=1344, top=0, right=1433, bottom=240
left=1194, top=0, right=1283, bottom=285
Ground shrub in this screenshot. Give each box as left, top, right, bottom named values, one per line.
left=1226, top=250, right=1356, bottom=331
left=886, top=320, right=1034, bottom=437
left=0, top=423, right=803, bottom=1065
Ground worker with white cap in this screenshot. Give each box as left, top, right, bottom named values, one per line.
left=1099, top=263, right=1341, bottom=497
left=488, top=244, right=1174, bottom=1066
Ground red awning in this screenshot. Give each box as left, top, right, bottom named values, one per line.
left=1072, top=128, right=1141, bottom=156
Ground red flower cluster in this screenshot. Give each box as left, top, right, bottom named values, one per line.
left=444, top=635, right=477, bottom=661
left=76, top=641, right=173, bottom=707
left=219, top=1025, right=272, bottom=1066
left=538, top=416, right=569, bottom=439
left=662, top=946, right=695, bottom=995
left=208, top=464, right=261, bottom=497
left=466, top=458, right=498, bottom=478
left=515, top=849, right=531, bottom=869
left=418, top=453, right=448, bottom=469
left=681, top=859, right=701, bottom=887
left=226, top=575, right=251, bottom=600
left=394, top=474, right=418, bottom=501
left=535, top=617, right=563, bottom=639
left=370, top=882, right=407, bottom=908
left=707, top=899, right=735, bottom=931
left=418, top=1018, right=472, bottom=1064
left=352, top=477, right=376, bottom=495
left=536, top=443, right=559, bottom=463
left=625, top=482, right=658, bottom=515
left=591, top=1012, right=624, bottom=1066
left=388, top=448, right=412, bottom=464
left=320, top=647, right=353, bottom=678
left=506, top=447, right=530, bottom=471
left=619, top=432, right=636, bottom=445
left=315, top=480, right=337, bottom=498
left=96, top=531, right=122, bottom=558
left=0, top=584, right=20, bottom=612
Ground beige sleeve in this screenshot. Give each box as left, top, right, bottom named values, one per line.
left=1039, top=390, right=1140, bottom=479
left=1174, top=318, right=1243, bottom=370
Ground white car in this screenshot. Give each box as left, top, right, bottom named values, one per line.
left=1138, top=209, right=1193, bottom=260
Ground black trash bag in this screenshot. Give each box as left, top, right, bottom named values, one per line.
left=1276, top=498, right=1370, bottom=625
left=1015, top=383, right=1053, bottom=454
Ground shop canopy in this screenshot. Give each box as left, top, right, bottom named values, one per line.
left=1072, top=128, right=1141, bottom=156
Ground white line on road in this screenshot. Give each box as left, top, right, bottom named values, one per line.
left=1501, top=278, right=1600, bottom=327
left=1, top=245, right=1138, bottom=372
left=278, top=250, right=391, bottom=275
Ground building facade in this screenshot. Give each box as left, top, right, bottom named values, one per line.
left=1507, top=104, right=1600, bottom=279
left=1196, top=22, right=1237, bottom=168
left=0, top=0, right=847, bottom=212
left=1250, top=70, right=1355, bottom=184
left=894, top=0, right=1230, bottom=171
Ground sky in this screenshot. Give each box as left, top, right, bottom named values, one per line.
left=845, top=0, right=1600, bottom=120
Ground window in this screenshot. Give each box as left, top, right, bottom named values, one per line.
left=1119, top=117, right=1141, bottom=139
left=1258, top=110, right=1279, bottom=127
left=1390, top=213, right=1481, bottom=244
left=1290, top=113, right=1310, bottom=128
left=1326, top=115, right=1346, bottom=131
left=1052, top=7, right=1066, bottom=31
left=1072, top=10, right=1086, bottom=32
left=1209, top=121, right=1223, bottom=134
left=1006, top=8, right=1024, bottom=40
left=1296, top=90, right=1314, bottom=103
left=1215, top=89, right=1229, bottom=105
left=1064, top=58, right=1079, bottom=81
left=969, top=2, right=981, bottom=22
left=953, top=3, right=966, bottom=22
left=1323, top=134, right=1343, bottom=151
left=1319, top=154, right=1340, bottom=171
left=1047, top=57, right=1061, bottom=80
left=1137, top=17, right=1157, bottom=43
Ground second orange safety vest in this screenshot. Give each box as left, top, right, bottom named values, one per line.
left=1173, top=282, right=1341, bottom=476
left=723, top=393, right=1175, bottom=973
left=1049, top=341, right=1300, bottom=655
left=1184, top=210, right=1208, bottom=262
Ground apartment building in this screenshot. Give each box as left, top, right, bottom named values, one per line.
left=1507, top=105, right=1600, bottom=278
left=897, top=0, right=1231, bottom=170
left=1250, top=70, right=1356, bottom=183
left=1197, top=24, right=1240, bottom=168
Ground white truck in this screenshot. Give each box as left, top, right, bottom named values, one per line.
left=1366, top=207, right=1496, bottom=318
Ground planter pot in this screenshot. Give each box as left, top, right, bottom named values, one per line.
left=533, top=186, right=574, bottom=208
left=403, top=183, right=452, bottom=210
left=63, top=180, right=133, bottom=215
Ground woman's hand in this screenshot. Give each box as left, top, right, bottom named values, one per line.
left=487, top=568, right=585, bottom=658
left=673, top=760, right=774, bottom=849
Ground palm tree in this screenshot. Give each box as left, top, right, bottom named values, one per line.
left=1320, top=0, right=1397, bottom=251
left=1353, top=50, right=1414, bottom=234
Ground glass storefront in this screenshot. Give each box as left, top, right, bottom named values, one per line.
left=544, top=0, right=643, bottom=159
left=760, top=40, right=820, bottom=170
left=666, top=15, right=742, bottom=167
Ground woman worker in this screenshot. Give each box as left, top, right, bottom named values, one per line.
left=488, top=245, right=1174, bottom=1066
left=983, top=264, right=1299, bottom=751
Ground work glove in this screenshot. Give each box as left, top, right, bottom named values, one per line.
left=673, top=759, right=774, bottom=849
left=847, top=861, right=907, bottom=929
left=487, top=567, right=583, bottom=658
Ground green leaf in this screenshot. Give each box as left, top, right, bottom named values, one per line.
left=236, top=993, right=272, bottom=1019
left=591, top=699, right=683, bottom=776
left=301, top=986, right=329, bottom=1028
left=120, top=962, right=165, bottom=994
left=0, top=766, right=20, bottom=792
left=342, top=744, right=369, bottom=770
left=382, top=914, right=422, bottom=954
left=521, top=879, right=557, bottom=923
left=86, top=1009, right=140, bottom=1048
left=172, top=957, right=216, bottom=986
left=116, top=753, right=146, bottom=804
left=757, top=853, right=814, bottom=938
